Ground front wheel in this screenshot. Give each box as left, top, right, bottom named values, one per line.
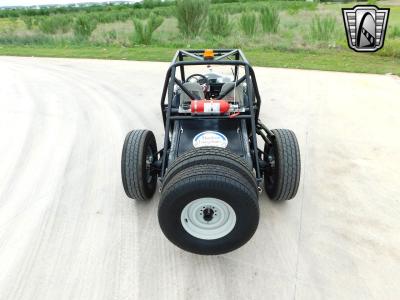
left=264, top=129, right=301, bottom=201
left=121, top=130, right=157, bottom=200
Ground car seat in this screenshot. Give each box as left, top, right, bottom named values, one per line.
left=220, top=82, right=245, bottom=106
left=179, top=82, right=205, bottom=106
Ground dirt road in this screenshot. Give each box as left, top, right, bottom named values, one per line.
left=0, top=56, right=399, bottom=300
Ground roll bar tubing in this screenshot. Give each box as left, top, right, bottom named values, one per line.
left=159, top=49, right=263, bottom=183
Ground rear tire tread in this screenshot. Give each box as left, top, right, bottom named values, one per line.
left=159, top=163, right=259, bottom=255
left=163, top=147, right=257, bottom=190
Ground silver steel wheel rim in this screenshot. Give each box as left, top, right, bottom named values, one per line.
left=181, top=198, right=236, bottom=240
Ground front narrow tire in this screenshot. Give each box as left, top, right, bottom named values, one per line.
left=121, top=130, right=157, bottom=200
left=264, top=129, right=301, bottom=201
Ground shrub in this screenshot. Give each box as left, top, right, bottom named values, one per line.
left=32, top=18, right=40, bottom=27
left=208, top=11, right=231, bottom=36
left=176, top=0, right=210, bottom=37
left=38, top=15, right=72, bottom=34
left=310, top=15, right=336, bottom=42
left=240, top=12, right=257, bottom=36
left=2, top=35, right=48, bottom=45
left=143, top=0, right=162, bottom=9
left=377, top=39, right=400, bottom=58
left=22, top=17, right=33, bottom=30
left=103, top=30, right=118, bottom=45
left=73, top=15, right=97, bottom=40
left=133, top=13, right=164, bottom=44
left=389, top=25, right=400, bottom=39
left=259, top=7, right=279, bottom=33
left=0, top=22, right=16, bottom=35
left=38, top=18, right=56, bottom=34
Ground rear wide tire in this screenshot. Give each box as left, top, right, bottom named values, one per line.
left=159, top=149, right=259, bottom=255
left=163, top=146, right=257, bottom=191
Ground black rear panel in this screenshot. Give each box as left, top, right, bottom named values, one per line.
left=171, top=119, right=251, bottom=164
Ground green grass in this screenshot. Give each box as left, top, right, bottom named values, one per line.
left=0, top=45, right=398, bottom=75
left=0, top=1, right=399, bottom=75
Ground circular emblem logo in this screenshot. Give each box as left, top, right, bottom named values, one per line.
left=193, top=131, right=228, bottom=148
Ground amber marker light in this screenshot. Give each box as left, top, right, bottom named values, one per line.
left=203, top=49, right=214, bottom=60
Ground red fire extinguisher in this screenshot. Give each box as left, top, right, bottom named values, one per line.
left=190, top=100, right=230, bottom=115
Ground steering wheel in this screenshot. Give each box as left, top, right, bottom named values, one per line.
left=186, top=74, right=209, bottom=91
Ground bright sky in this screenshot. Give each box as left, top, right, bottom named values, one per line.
left=0, top=0, right=137, bottom=7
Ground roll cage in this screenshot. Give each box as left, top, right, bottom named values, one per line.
left=159, top=49, right=274, bottom=186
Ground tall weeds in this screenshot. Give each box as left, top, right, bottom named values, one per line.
left=176, top=0, right=210, bottom=37
left=73, top=16, right=97, bottom=40
left=208, top=11, right=231, bottom=36
left=133, top=14, right=164, bottom=44
left=38, top=15, right=72, bottom=34
left=240, top=12, right=256, bottom=36
left=22, top=16, right=33, bottom=29
left=259, top=7, right=279, bottom=33
left=389, top=25, right=400, bottom=39
left=310, top=15, right=336, bottom=41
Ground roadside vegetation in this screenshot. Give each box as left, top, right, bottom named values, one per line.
left=133, top=13, right=164, bottom=44
left=0, top=0, right=399, bottom=75
left=240, top=12, right=257, bottom=36
left=259, top=7, right=280, bottom=33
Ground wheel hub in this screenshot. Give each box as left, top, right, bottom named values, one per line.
left=181, top=198, right=236, bottom=240
left=264, top=145, right=276, bottom=188
left=145, top=146, right=154, bottom=183
left=203, top=207, right=214, bottom=222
